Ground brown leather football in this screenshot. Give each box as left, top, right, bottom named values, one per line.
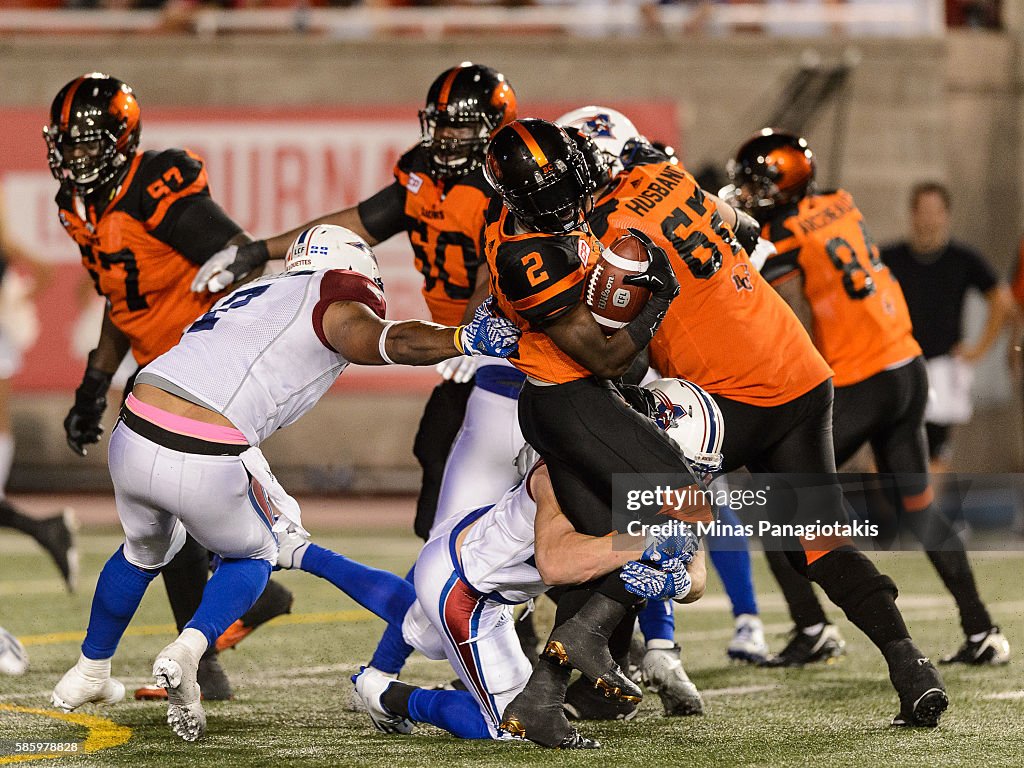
left=584, top=233, right=651, bottom=335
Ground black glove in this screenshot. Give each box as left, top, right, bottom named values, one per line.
left=229, top=240, right=271, bottom=282
left=64, top=367, right=113, bottom=457
left=617, top=383, right=658, bottom=420
left=622, top=228, right=680, bottom=350
left=731, top=209, right=762, bottom=255
left=623, top=228, right=680, bottom=301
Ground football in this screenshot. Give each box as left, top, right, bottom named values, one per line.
left=585, top=232, right=651, bottom=334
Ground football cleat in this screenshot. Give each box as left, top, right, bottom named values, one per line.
left=939, top=627, right=1010, bottom=666
left=0, top=627, right=29, bottom=675
left=215, top=579, right=293, bottom=652
left=564, top=677, right=639, bottom=721
left=135, top=651, right=233, bottom=701
left=886, top=639, right=948, bottom=728
left=350, top=666, right=414, bottom=735
left=499, top=657, right=578, bottom=748
left=760, top=623, right=845, bottom=667
left=34, top=507, right=79, bottom=593
left=727, top=614, right=769, bottom=664
left=641, top=646, right=704, bottom=716
left=153, top=640, right=206, bottom=742
left=52, top=664, right=125, bottom=712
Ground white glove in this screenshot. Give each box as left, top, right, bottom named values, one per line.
left=436, top=356, right=479, bottom=384
left=748, top=237, right=777, bottom=272
left=191, top=245, right=239, bottom=294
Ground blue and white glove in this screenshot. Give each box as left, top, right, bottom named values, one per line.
left=620, top=560, right=692, bottom=601
left=641, top=524, right=700, bottom=569
left=457, top=297, right=520, bottom=358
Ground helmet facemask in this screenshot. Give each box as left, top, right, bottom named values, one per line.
left=500, top=152, right=596, bottom=234
left=419, top=108, right=494, bottom=180
left=44, top=120, right=137, bottom=198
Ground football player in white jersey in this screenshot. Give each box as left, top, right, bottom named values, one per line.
left=50, top=225, right=521, bottom=743
left=274, top=377, right=719, bottom=748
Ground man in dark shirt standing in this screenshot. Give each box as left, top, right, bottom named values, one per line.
left=881, top=181, right=1013, bottom=472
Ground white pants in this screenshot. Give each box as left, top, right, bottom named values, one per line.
left=108, top=421, right=279, bottom=569
left=401, top=530, right=532, bottom=738
left=431, top=386, right=525, bottom=535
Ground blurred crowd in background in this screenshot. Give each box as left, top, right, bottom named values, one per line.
left=0, top=0, right=1003, bottom=32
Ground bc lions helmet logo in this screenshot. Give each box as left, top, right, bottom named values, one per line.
left=581, top=113, right=615, bottom=139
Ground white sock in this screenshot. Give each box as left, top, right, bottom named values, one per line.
left=802, top=622, right=826, bottom=636
left=176, top=628, right=209, bottom=660
left=968, top=630, right=990, bottom=643
left=646, top=638, right=676, bottom=651
left=0, top=432, right=14, bottom=498
left=76, top=653, right=111, bottom=680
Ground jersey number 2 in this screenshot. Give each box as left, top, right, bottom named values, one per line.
left=521, top=253, right=549, bottom=287
left=187, top=284, right=270, bottom=333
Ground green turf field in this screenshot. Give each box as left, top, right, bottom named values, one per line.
left=1, top=526, right=1022, bottom=768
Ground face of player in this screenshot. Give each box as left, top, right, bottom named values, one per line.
left=430, top=124, right=485, bottom=175
left=910, top=191, right=951, bottom=252
left=62, top=139, right=105, bottom=185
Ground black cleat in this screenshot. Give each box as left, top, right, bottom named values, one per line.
left=499, top=657, right=575, bottom=748
left=939, top=627, right=1010, bottom=666
left=33, top=507, right=79, bottom=592
left=197, top=651, right=233, bottom=701
left=556, top=728, right=601, bottom=749
left=564, top=677, right=639, bottom=721
left=886, top=639, right=948, bottom=728
left=542, top=594, right=643, bottom=703
left=216, top=578, right=293, bottom=651
left=760, top=624, right=845, bottom=668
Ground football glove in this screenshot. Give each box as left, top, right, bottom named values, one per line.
left=191, top=241, right=271, bottom=294
left=641, top=524, right=700, bottom=568
left=457, top=297, right=521, bottom=358
left=64, top=367, right=112, bottom=457
left=617, top=383, right=659, bottom=420
left=436, top=356, right=479, bottom=384
left=623, top=228, right=680, bottom=302
left=620, top=560, right=692, bottom=602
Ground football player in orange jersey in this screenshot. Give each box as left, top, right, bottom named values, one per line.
left=191, top=62, right=520, bottom=688
left=730, top=129, right=1009, bottom=667
left=573, top=109, right=946, bottom=728
left=482, top=118, right=699, bottom=748
left=46, top=73, right=293, bottom=701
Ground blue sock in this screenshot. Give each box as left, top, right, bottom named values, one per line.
left=301, top=546, right=415, bottom=674
left=407, top=688, right=491, bottom=740
left=638, top=598, right=675, bottom=644
left=82, top=546, right=160, bottom=660
left=706, top=505, right=759, bottom=617
left=185, top=558, right=271, bottom=648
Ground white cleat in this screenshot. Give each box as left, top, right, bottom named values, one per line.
left=351, top=666, right=414, bottom=735
left=153, top=641, right=206, bottom=742
left=641, top=646, right=705, bottom=717
left=51, top=665, right=125, bottom=712
left=727, top=614, right=769, bottom=664
left=276, top=528, right=311, bottom=570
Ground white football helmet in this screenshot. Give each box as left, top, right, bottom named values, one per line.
left=644, top=378, right=725, bottom=474
left=0, top=626, right=28, bottom=675
left=284, top=225, right=383, bottom=288
left=555, top=106, right=641, bottom=178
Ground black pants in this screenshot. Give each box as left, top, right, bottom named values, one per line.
left=713, top=378, right=837, bottom=476
left=412, top=379, right=474, bottom=540
left=834, top=357, right=929, bottom=485
left=519, top=377, right=695, bottom=603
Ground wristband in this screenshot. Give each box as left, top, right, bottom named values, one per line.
left=453, top=325, right=466, bottom=355
left=77, top=366, right=114, bottom=400
left=377, top=321, right=398, bottom=365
